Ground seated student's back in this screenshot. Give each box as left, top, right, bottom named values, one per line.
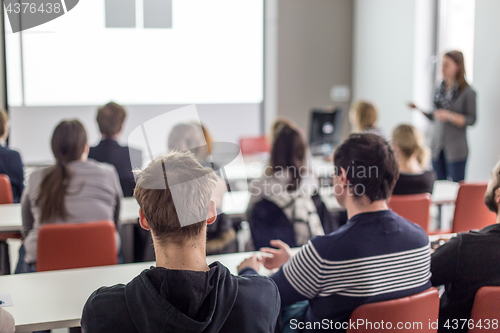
left=392, top=124, right=436, bottom=195
left=247, top=126, right=324, bottom=248
left=0, top=109, right=24, bottom=203
left=17, top=120, right=122, bottom=272
left=431, top=159, right=500, bottom=333
left=82, top=151, right=280, bottom=333
left=89, top=102, right=141, bottom=197
left=239, top=133, right=431, bottom=332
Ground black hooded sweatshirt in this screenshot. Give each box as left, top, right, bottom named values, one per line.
left=81, top=261, right=280, bottom=333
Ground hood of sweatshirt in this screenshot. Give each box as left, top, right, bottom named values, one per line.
left=124, top=261, right=238, bottom=333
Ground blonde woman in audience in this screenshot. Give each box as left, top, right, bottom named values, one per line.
left=350, top=100, right=385, bottom=138
left=167, top=123, right=237, bottom=254
left=16, top=120, right=122, bottom=273
left=392, top=124, right=436, bottom=195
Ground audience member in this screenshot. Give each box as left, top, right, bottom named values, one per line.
left=430, top=159, right=500, bottom=333
left=0, top=109, right=24, bottom=203
left=89, top=102, right=142, bottom=197
left=247, top=126, right=323, bottom=248
left=350, top=100, right=385, bottom=138
left=16, top=120, right=122, bottom=273
left=239, top=133, right=431, bottom=332
left=167, top=123, right=237, bottom=255
left=81, top=151, right=280, bottom=332
left=392, top=124, right=436, bottom=195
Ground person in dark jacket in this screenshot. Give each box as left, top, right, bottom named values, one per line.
left=430, top=159, right=500, bottom=333
left=81, top=151, right=280, bottom=333
left=0, top=109, right=24, bottom=203
left=89, top=102, right=141, bottom=197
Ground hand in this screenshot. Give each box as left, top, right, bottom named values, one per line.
left=260, top=239, right=293, bottom=270
left=434, top=109, right=451, bottom=122
left=238, top=255, right=262, bottom=273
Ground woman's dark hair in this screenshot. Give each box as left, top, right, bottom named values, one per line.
left=268, top=126, right=306, bottom=191
left=333, top=133, right=399, bottom=202
left=37, top=120, right=88, bottom=223
left=444, top=50, right=468, bottom=91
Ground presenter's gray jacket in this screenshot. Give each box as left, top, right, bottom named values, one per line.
left=431, top=86, right=476, bottom=163
left=20, top=159, right=123, bottom=264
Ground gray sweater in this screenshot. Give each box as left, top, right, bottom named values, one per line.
left=431, top=85, right=477, bottom=162
left=21, top=159, right=123, bottom=264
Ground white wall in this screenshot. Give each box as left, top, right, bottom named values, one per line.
left=353, top=0, right=416, bottom=136
left=9, top=104, right=260, bottom=164
left=466, top=0, right=500, bottom=180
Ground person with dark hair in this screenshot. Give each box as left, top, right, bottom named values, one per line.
left=89, top=102, right=142, bottom=197
left=239, top=133, right=431, bottom=332
left=392, top=124, right=436, bottom=195
left=0, top=109, right=24, bottom=203
left=430, top=160, right=500, bottom=333
left=247, top=126, right=324, bottom=248
left=81, top=151, right=280, bottom=333
left=409, top=50, right=476, bottom=182
left=16, top=120, right=122, bottom=273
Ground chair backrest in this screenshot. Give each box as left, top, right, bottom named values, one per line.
left=239, top=136, right=270, bottom=155
left=0, top=174, right=14, bottom=204
left=469, top=286, right=500, bottom=333
left=37, top=220, right=117, bottom=272
left=388, top=194, right=432, bottom=233
left=347, top=288, right=439, bottom=333
left=452, top=182, right=497, bottom=233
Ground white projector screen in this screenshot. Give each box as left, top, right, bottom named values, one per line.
left=4, top=0, right=264, bottom=163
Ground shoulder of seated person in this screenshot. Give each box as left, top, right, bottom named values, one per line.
left=86, top=284, right=127, bottom=306
left=234, top=275, right=280, bottom=303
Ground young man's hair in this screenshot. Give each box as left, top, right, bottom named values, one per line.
left=0, top=109, right=8, bottom=138
left=96, top=102, right=126, bottom=136
left=133, top=151, right=217, bottom=244
left=334, top=133, right=399, bottom=202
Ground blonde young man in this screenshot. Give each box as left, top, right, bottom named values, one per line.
left=82, top=151, right=280, bottom=332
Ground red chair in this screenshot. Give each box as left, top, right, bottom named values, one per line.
left=389, top=194, right=432, bottom=233
left=239, top=136, right=270, bottom=155
left=0, top=174, right=13, bottom=205
left=0, top=175, right=18, bottom=275
left=37, top=220, right=117, bottom=272
left=451, top=182, right=496, bottom=234
left=469, top=286, right=500, bottom=333
left=347, top=288, right=439, bottom=332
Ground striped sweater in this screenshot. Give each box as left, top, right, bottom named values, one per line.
left=247, top=210, right=431, bottom=332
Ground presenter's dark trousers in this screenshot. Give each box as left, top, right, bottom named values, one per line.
left=432, top=150, right=466, bottom=182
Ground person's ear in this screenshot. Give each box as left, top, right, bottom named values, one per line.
left=138, top=208, right=151, bottom=231
left=495, top=188, right=500, bottom=204
left=206, top=200, right=217, bottom=225
left=337, top=167, right=348, bottom=187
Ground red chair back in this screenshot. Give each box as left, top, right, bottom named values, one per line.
left=389, top=194, right=432, bottom=233
left=0, top=174, right=14, bottom=204
left=37, top=220, right=117, bottom=272
left=452, top=182, right=496, bottom=233
left=469, top=286, right=500, bottom=333
left=347, top=288, right=439, bottom=332
left=239, top=136, right=270, bottom=155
